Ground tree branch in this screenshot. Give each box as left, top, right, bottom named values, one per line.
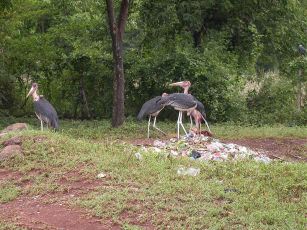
left=117, top=0, right=129, bottom=41
left=106, top=0, right=117, bottom=40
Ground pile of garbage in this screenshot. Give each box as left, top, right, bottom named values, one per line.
left=137, top=133, right=271, bottom=164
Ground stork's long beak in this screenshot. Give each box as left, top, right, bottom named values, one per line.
left=26, top=86, right=35, bottom=98
left=169, top=81, right=184, bottom=87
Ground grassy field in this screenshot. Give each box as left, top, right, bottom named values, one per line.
left=0, top=118, right=306, bottom=229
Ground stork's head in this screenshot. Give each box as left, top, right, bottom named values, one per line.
left=26, top=83, right=38, bottom=98
left=169, top=81, right=191, bottom=89
left=162, top=92, right=168, bottom=97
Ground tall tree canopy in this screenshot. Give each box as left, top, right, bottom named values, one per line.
left=0, top=0, right=306, bottom=125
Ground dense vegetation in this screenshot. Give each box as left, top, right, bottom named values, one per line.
left=0, top=0, right=306, bottom=125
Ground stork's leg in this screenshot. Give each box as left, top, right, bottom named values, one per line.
left=179, top=111, right=188, bottom=136
left=203, top=119, right=211, bottom=133
left=189, top=115, right=193, bottom=130
left=147, top=115, right=151, bottom=138
left=40, top=119, right=43, bottom=131
left=177, top=112, right=181, bottom=139
left=153, top=116, right=166, bottom=135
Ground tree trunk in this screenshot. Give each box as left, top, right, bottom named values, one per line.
left=106, top=0, right=129, bottom=127
left=193, top=30, right=202, bottom=48
left=80, top=77, right=91, bottom=119
left=297, top=69, right=303, bottom=111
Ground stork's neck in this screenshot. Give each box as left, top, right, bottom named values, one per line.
left=183, top=87, right=189, bottom=94
left=32, top=90, right=40, bottom=101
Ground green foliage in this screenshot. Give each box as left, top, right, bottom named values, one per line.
left=0, top=0, right=306, bottom=124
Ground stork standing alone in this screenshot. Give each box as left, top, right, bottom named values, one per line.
left=169, top=81, right=211, bottom=133
left=298, top=44, right=306, bottom=56
left=137, top=95, right=166, bottom=138
left=158, top=93, right=202, bottom=139
left=27, top=83, right=59, bottom=131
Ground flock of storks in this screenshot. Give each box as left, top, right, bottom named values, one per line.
left=26, top=80, right=211, bottom=139
left=137, top=81, right=211, bottom=138
left=26, top=44, right=306, bottom=138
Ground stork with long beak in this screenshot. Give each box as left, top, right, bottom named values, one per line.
left=137, top=93, right=168, bottom=138
left=27, top=83, right=59, bottom=131
left=169, top=81, right=211, bottom=134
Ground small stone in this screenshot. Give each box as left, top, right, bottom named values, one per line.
left=135, top=152, right=143, bottom=160
left=97, top=172, right=107, bottom=178
left=0, top=145, right=22, bottom=161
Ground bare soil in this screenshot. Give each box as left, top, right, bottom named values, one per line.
left=0, top=167, right=154, bottom=230
left=0, top=168, right=121, bottom=230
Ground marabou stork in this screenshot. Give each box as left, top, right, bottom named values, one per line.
left=158, top=93, right=202, bottom=139
left=137, top=95, right=166, bottom=138
left=26, top=83, right=59, bottom=131
left=298, top=44, right=306, bottom=56
left=169, top=81, right=211, bottom=133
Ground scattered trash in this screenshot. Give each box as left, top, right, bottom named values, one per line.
left=153, top=140, right=166, bottom=148
left=177, top=167, right=200, bottom=176
left=97, top=172, right=107, bottom=178
left=137, top=131, right=272, bottom=163
left=190, top=150, right=201, bottom=159
left=134, top=152, right=143, bottom=161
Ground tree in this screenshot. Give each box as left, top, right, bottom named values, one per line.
left=106, top=0, right=129, bottom=127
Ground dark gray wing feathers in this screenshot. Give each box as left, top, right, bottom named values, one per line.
left=34, top=98, right=59, bottom=129
left=137, top=96, right=163, bottom=120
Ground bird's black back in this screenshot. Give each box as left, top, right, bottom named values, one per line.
left=158, top=93, right=197, bottom=110
left=137, top=96, right=164, bottom=120
left=34, top=97, right=59, bottom=129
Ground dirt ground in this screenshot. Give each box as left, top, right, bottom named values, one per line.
left=0, top=168, right=122, bottom=230
left=0, top=138, right=306, bottom=229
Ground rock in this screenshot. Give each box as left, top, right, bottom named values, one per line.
left=0, top=145, right=22, bottom=161
left=2, top=136, right=22, bottom=147
left=135, top=152, right=143, bottom=161
left=0, top=123, right=28, bottom=134
left=97, top=172, right=107, bottom=178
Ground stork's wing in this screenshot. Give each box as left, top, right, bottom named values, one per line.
left=159, top=93, right=197, bottom=110
left=137, top=96, right=164, bottom=120
left=34, top=98, right=59, bottom=129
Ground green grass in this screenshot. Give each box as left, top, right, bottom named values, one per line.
left=0, top=182, right=20, bottom=203
left=1, top=117, right=306, bottom=140
left=0, top=118, right=306, bottom=229
left=0, top=221, right=25, bottom=230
